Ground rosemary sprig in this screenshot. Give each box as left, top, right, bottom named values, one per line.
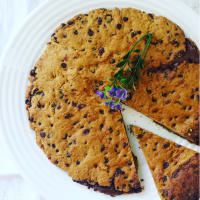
left=96, top=33, right=152, bottom=110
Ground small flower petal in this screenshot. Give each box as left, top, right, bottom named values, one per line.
left=109, top=87, right=117, bottom=97
left=96, top=91, right=105, bottom=99
left=115, top=102, right=122, bottom=110
left=116, top=89, right=127, bottom=100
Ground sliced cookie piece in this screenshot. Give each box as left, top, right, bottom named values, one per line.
left=132, top=126, right=199, bottom=200
left=126, top=60, right=199, bottom=144
left=26, top=82, right=141, bottom=195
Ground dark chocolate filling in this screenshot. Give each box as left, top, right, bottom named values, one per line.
left=148, top=38, right=199, bottom=74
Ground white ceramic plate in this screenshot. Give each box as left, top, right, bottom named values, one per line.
left=0, top=0, right=199, bottom=199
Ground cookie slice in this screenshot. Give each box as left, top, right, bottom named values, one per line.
left=126, top=52, right=199, bottom=144
left=132, top=126, right=199, bottom=200
left=26, top=82, right=141, bottom=195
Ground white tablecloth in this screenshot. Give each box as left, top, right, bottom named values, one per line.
left=0, top=0, right=199, bottom=199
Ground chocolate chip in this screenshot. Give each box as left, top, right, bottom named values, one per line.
left=37, top=102, right=42, bottom=108
left=97, top=17, right=102, bottom=25
left=65, top=114, right=72, bottom=119
left=146, top=89, right=152, bottom=94
left=190, top=94, right=195, bottom=99
left=163, top=176, right=167, bottom=182
left=67, top=152, right=71, bottom=157
left=61, top=62, right=67, bottom=68
left=171, top=40, right=179, bottom=47
left=51, top=103, right=56, bottom=108
left=68, top=21, right=74, bottom=25
left=163, top=161, right=169, bottom=169
left=152, top=97, right=157, bottom=102
left=54, top=160, right=59, bottom=164
left=109, top=127, right=113, bottom=133
left=148, top=13, right=154, bottom=19
left=162, top=92, right=168, bottom=97
left=30, top=67, right=37, bottom=77
left=123, top=17, right=128, bottom=21
left=172, top=123, right=176, bottom=127
left=178, top=74, right=183, bottom=78
left=104, top=158, right=109, bottom=164
left=152, top=108, right=158, bottom=113
left=25, top=98, right=31, bottom=106
left=99, top=47, right=104, bottom=55
left=63, top=34, right=67, bottom=38
left=53, top=37, right=58, bottom=43
left=101, top=145, right=105, bottom=152
left=72, top=102, right=77, bottom=107
left=83, top=114, right=88, bottom=118
left=99, top=81, right=103, bottom=85
left=33, top=88, right=39, bottom=95
left=29, top=117, right=34, bottom=122
left=128, top=161, right=132, bottom=166
left=40, top=132, right=46, bottom=138
left=83, top=129, right=90, bottom=135
left=131, top=32, right=137, bottom=38
left=88, top=29, right=94, bottom=36
left=137, top=134, right=143, bottom=138
left=195, top=87, right=199, bottom=92
left=123, top=142, right=128, bottom=148
left=74, top=30, right=78, bottom=35
left=98, top=124, right=103, bottom=130
left=163, top=143, right=170, bottom=149
left=61, top=23, right=66, bottom=27
left=76, top=161, right=80, bottom=165
left=110, top=59, right=115, bottom=64
left=52, top=144, right=56, bottom=148
left=116, top=24, right=122, bottom=29
left=78, top=104, right=86, bottom=110
left=99, top=109, right=104, bottom=114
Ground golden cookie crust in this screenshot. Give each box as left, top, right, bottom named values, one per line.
left=132, top=126, right=199, bottom=200
left=26, top=7, right=199, bottom=195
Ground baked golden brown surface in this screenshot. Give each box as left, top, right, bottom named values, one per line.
left=26, top=7, right=199, bottom=195
left=127, top=61, right=199, bottom=144
left=132, top=126, right=199, bottom=200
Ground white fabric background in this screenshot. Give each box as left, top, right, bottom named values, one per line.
left=0, top=0, right=199, bottom=199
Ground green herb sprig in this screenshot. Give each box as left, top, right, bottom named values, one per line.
left=109, top=32, right=152, bottom=90
left=96, top=33, right=152, bottom=110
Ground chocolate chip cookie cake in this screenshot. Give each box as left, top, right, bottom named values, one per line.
left=26, top=7, right=199, bottom=198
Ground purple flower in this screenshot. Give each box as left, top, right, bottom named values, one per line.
left=105, top=100, right=122, bottom=110
left=96, top=91, right=105, bottom=99
left=114, top=102, right=122, bottom=110
left=116, top=89, right=127, bottom=101
left=105, top=100, right=116, bottom=107
left=109, top=87, right=117, bottom=97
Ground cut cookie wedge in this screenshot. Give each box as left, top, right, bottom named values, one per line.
left=26, top=82, right=141, bottom=195
left=132, top=126, right=199, bottom=200
left=127, top=47, right=199, bottom=144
